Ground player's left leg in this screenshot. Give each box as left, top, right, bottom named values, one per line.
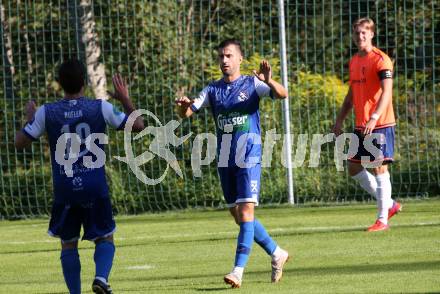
left=367, top=126, right=401, bottom=231
left=226, top=164, right=289, bottom=285
left=61, top=240, right=81, bottom=294
left=48, top=203, right=82, bottom=294
left=253, top=219, right=289, bottom=283
left=367, top=164, right=392, bottom=231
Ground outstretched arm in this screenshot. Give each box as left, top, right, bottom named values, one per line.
left=15, top=100, right=38, bottom=150
left=108, top=74, right=144, bottom=132
left=253, top=60, right=288, bottom=99
left=175, top=96, right=195, bottom=118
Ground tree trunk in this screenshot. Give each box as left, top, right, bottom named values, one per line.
left=1, top=3, right=15, bottom=99
left=80, top=0, right=108, bottom=99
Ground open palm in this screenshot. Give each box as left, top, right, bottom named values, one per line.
left=253, top=60, right=272, bottom=83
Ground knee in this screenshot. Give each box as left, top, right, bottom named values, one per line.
left=95, top=235, right=114, bottom=245
left=348, top=162, right=364, bottom=177
left=237, top=205, right=255, bottom=222
left=372, top=165, right=388, bottom=176
left=61, top=241, right=78, bottom=250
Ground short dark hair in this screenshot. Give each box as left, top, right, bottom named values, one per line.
left=58, top=59, right=85, bottom=94
left=217, top=39, right=244, bottom=56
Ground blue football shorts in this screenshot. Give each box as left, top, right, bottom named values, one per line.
left=48, top=197, right=116, bottom=243
left=348, top=126, right=395, bottom=164
left=218, top=163, right=261, bottom=207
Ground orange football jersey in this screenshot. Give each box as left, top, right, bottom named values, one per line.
left=349, top=47, right=395, bottom=128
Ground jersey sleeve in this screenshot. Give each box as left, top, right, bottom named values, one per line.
left=22, top=105, right=46, bottom=140
left=254, top=77, right=274, bottom=99
left=376, top=54, right=393, bottom=73
left=190, top=86, right=210, bottom=112
left=101, top=100, right=128, bottom=130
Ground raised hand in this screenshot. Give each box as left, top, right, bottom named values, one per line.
left=175, top=96, right=194, bottom=108
left=253, top=60, right=272, bottom=84
left=108, top=74, right=129, bottom=101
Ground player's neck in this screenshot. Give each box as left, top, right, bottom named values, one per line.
left=357, top=45, right=374, bottom=56
left=63, top=92, right=84, bottom=100
left=223, top=72, right=241, bottom=83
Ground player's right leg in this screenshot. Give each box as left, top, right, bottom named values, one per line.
left=224, top=202, right=255, bottom=288
left=91, top=235, right=114, bottom=294
left=219, top=166, right=251, bottom=288
left=48, top=203, right=82, bottom=294
left=348, top=161, right=378, bottom=198
left=83, top=197, right=116, bottom=294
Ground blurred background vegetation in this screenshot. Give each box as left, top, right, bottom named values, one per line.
left=0, top=0, right=439, bottom=218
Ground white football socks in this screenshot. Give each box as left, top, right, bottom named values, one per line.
left=375, top=172, right=393, bottom=224
left=352, top=169, right=377, bottom=199
left=271, top=246, right=282, bottom=261
left=231, top=266, right=244, bottom=278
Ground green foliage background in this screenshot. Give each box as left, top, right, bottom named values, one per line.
left=0, top=0, right=439, bottom=218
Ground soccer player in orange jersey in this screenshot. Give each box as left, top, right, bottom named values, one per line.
left=333, top=18, right=402, bottom=232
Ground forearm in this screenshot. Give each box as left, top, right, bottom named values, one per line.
left=119, top=97, right=136, bottom=114
left=373, top=79, right=393, bottom=120
left=372, top=82, right=392, bottom=118
left=119, top=97, right=144, bottom=131
left=335, top=100, right=353, bottom=125
left=267, top=79, right=288, bottom=99
left=15, top=130, right=33, bottom=150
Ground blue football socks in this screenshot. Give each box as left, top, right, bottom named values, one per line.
left=254, top=219, right=277, bottom=255
left=234, top=221, right=254, bottom=267
left=94, top=241, right=115, bottom=282
left=60, top=248, right=81, bottom=294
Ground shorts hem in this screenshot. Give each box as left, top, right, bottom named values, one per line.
left=348, top=157, right=394, bottom=163
left=48, top=230, right=81, bottom=243
left=85, top=227, right=117, bottom=241
left=226, top=198, right=259, bottom=208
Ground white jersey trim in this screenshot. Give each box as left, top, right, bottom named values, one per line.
left=190, top=86, right=210, bottom=112
left=254, top=77, right=273, bottom=99
left=23, top=105, right=46, bottom=139
left=101, top=100, right=127, bottom=129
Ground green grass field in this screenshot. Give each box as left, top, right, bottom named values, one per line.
left=1, top=199, right=439, bottom=294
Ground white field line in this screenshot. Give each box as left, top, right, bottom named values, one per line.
left=0, top=221, right=438, bottom=246
left=126, top=264, right=155, bottom=270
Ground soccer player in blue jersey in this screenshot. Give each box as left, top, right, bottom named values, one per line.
left=175, top=39, right=289, bottom=288
left=15, top=59, right=144, bottom=294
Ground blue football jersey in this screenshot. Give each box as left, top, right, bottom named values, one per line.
left=23, top=97, right=127, bottom=204
left=190, top=75, right=273, bottom=166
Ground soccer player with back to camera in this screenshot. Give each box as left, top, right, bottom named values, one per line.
left=175, top=39, right=289, bottom=288
left=15, top=59, right=144, bottom=293
left=333, top=18, right=402, bottom=232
